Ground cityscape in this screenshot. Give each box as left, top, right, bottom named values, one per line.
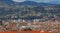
left=0, top=0, right=60, bottom=33
left=0, top=18, right=60, bottom=33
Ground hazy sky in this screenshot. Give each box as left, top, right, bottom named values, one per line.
left=13, top=0, right=60, bottom=4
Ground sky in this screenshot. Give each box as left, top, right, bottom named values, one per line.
left=12, top=0, right=60, bottom=4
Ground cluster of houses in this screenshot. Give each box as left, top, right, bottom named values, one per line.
left=0, top=19, right=59, bottom=33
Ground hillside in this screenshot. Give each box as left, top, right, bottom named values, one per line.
left=0, top=0, right=60, bottom=20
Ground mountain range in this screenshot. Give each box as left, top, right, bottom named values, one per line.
left=0, top=0, right=60, bottom=6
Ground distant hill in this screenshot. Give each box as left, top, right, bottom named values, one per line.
left=0, top=0, right=60, bottom=6
left=17, top=1, right=39, bottom=6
